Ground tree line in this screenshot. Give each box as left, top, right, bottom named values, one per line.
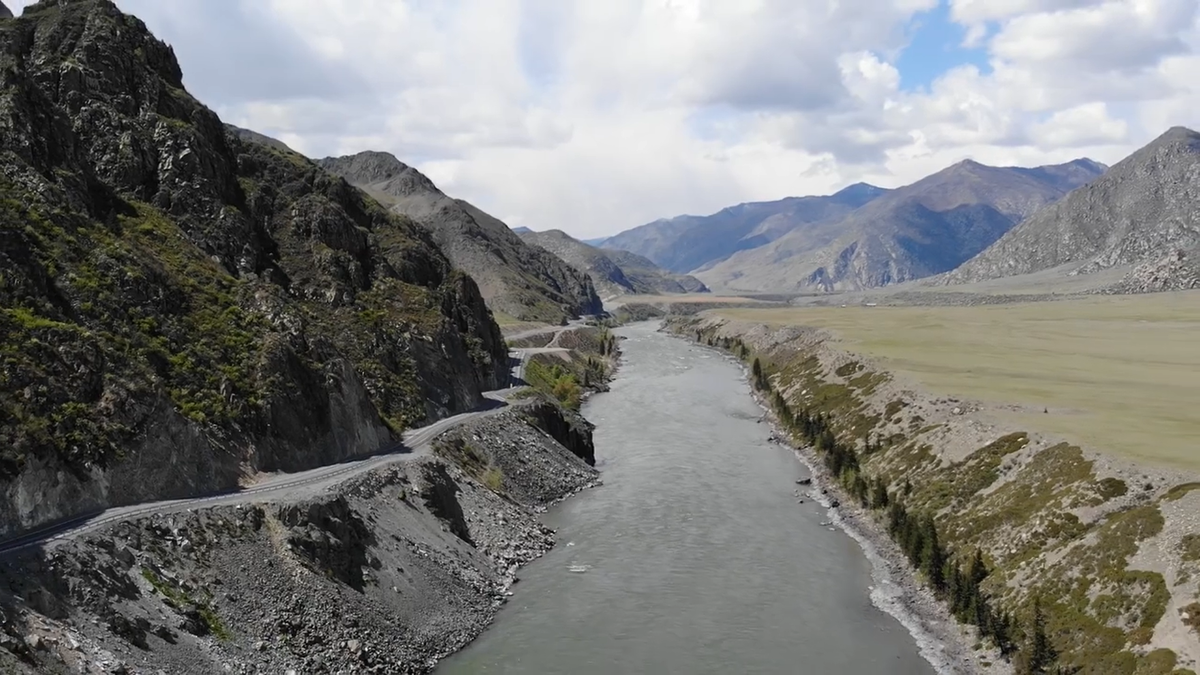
left=729, top=341, right=1064, bottom=674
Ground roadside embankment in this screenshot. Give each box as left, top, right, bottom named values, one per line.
left=0, top=400, right=600, bottom=675
left=665, top=314, right=1200, bottom=675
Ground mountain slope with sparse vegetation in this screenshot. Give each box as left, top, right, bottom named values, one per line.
left=320, top=151, right=603, bottom=323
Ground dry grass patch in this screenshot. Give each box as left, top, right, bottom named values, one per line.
left=719, top=291, right=1200, bottom=471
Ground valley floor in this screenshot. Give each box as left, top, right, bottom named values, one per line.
left=721, top=290, right=1200, bottom=472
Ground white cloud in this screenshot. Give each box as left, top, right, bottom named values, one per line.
left=1031, top=103, right=1129, bottom=147
left=14, top=0, right=1200, bottom=237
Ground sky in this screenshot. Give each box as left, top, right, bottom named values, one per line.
left=16, top=0, right=1200, bottom=238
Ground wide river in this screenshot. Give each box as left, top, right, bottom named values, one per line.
left=439, top=322, right=935, bottom=674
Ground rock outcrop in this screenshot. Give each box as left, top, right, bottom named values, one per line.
left=0, top=0, right=507, bottom=537
left=1106, top=246, right=1200, bottom=294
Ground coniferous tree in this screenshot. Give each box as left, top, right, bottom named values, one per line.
left=1017, top=597, right=1057, bottom=675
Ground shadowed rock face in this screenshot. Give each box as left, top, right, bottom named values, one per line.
left=944, top=127, right=1200, bottom=288
left=320, top=151, right=603, bottom=323
left=0, top=0, right=507, bottom=537
left=280, top=498, right=377, bottom=590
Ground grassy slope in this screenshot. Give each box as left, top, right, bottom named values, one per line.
left=720, top=291, right=1200, bottom=472
left=673, top=306, right=1200, bottom=675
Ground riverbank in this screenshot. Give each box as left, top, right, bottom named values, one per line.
left=0, top=396, right=602, bottom=674
left=666, top=313, right=1200, bottom=675
left=732, top=351, right=1008, bottom=675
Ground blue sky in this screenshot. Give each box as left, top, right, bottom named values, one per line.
left=896, top=1, right=992, bottom=91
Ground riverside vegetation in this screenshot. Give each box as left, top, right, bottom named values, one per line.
left=508, top=326, right=620, bottom=410
left=671, top=313, right=1200, bottom=675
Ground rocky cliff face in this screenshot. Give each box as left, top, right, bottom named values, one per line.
left=0, top=0, right=507, bottom=537
left=319, top=151, right=603, bottom=323
left=944, top=127, right=1200, bottom=286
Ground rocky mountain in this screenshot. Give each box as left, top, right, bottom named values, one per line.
left=604, top=182, right=889, bottom=273
left=0, top=0, right=509, bottom=537
left=519, top=229, right=709, bottom=298
left=318, top=152, right=602, bottom=323
left=943, top=127, right=1200, bottom=289
left=0, top=3, right=11, bottom=19
left=696, top=158, right=1106, bottom=292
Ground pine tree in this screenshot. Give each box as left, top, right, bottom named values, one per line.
left=1017, top=597, right=1057, bottom=675
left=870, top=479, right=889, bottom=510
left=921, top=517, right=946, bottom=595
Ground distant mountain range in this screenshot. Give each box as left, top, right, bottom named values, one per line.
left=604, top=158, right=1113, bottom=292
left=603, top=182, right=888, bottom=275
left=318, top=152, right=603, bottom=323
left=519, top=230, right=709, bottom=299
left=698, top=158, right=1105, bottom=292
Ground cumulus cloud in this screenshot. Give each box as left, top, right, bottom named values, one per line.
left=12, top=0, right=1200, bottom=237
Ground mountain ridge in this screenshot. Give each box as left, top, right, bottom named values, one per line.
left=0, top=0, right=506, bottom=536
left=603, top=183, right=890, bottom=274
left=689, top=157, right=1105, bottom=292
left=519, top=229, right=710, bottom=298
left=318, top=151, right=603, bottom=323
left=941, top=127, right=1200, bottom=289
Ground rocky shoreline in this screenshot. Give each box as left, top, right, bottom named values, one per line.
left=705, top=341, right=1010, bottom=675
left=0, top=399, right=603, bottom=675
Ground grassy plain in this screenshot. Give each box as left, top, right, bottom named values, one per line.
left=719, top=291, right=1200, bottom=471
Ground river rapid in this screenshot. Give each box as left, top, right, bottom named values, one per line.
left=438, top=322, right=935, bottom=674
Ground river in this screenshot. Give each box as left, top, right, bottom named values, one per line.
left=438, top=322, right=935, bottom=674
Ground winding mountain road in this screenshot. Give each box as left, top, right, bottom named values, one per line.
left=0, top=349, right=550, bottom=556
left=0, top=319, right=601, bottom=555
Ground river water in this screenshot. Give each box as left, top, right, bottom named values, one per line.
left=438, top=322, right=935, bottom=675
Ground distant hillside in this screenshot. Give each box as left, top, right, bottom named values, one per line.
left=603, top=183, right=888, bottom=273
left=318, top=152, right=602, bottom=323
left=519, top=230, right=709, bottom=298
left=943, top=127, right=1200, bottom=292
left=695, top=158, right=1106, bottom=292
left=228, top=125, right=297, bottom=154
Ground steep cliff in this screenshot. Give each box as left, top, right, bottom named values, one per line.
left=0, top=0, right=507, bottom=537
